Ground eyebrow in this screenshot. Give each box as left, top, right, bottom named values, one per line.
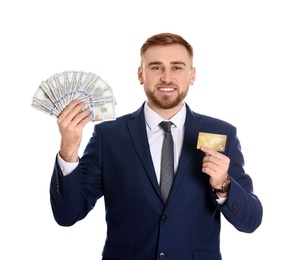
left=148, top=61, right=187, bottom=66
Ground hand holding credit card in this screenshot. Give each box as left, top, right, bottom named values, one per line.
left=196, top=132, right=227, bottom=152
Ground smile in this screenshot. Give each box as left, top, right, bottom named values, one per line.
left=159, top=87, right=175, bottom=92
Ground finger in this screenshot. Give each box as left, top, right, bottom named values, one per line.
left=59, top=99, right=81, bottom=120
left=202, top=154, right=221, bottom=166
left=202, top=153, right=230, bottom=177
left=204, top=154, right=229, bottom=170
left=78, top=112, right=92, bottom=127
left=201, top=147, right=230, bottom=167
left=202, top=167, right=215, bottom=177
left=200, top=146, right=223, bottom=158
left=70, top=106, right=91, bottom=127
left=202, top=160, right=219, bottom=177
left=62, top=102, right=88, bottom=125
left=202, top=161, right=219, bottom=172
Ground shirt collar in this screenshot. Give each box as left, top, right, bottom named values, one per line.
left=144, top=101, right=186, bottom=131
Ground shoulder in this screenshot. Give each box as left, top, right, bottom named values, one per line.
left=93, top=113, right=132, bottom=131
left=94, top=104, right=144, bottom=131
left=186, top=104, right=236, bottom=133
left=195, top=111, right=234, bottom=127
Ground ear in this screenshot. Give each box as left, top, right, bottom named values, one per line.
left=137, top=67, right=143, bottom=85
left=189, top=67, right=196, bottom=85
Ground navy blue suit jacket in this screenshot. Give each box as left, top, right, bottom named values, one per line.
left=50, top=103, right=263, bottom=260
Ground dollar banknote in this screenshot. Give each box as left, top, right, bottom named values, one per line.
left=31, top=70, right=116, bottom=121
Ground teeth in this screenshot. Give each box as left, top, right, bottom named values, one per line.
left=160, top=88, right=174, bottom=91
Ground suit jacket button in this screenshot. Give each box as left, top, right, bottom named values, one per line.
left=159, top=252, right=165, bottom=259
left=162, top=215, right=169, bottom=222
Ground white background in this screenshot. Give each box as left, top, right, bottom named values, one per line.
left=1, top=0, right=299, bottom=259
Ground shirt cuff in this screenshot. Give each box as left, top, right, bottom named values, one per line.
left=57, top=153, right=79, bottom=176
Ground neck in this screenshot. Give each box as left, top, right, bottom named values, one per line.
left=147, top=101, right=184, bottom=120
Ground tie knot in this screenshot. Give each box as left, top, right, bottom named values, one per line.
left=159, top=121, right=173, bottom=133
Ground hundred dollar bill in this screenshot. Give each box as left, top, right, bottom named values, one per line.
left=54, top=72, right=67, bottom=108
left=32, top=70, right=117, bottom=121
left=46, top=75, right=64, bottom=112
left=77, top=73, right=97, bottom=97
left=39, top=81, right=57, bottom=108
left=65, top=71, right=76, bottom=104
left=32, top=85, right=60, bottom=116
left=31, top=99, right=59, bottom=117
left=90, top=99, right=116, bottom=121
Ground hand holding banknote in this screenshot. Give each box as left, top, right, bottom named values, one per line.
left=32, top=70, right=117, bottom=162
left=58, top=99, right=92, bottom=162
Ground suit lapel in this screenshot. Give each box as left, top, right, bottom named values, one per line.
left=169, top=106, right=203, bottom=198
left=126, top=105, right=162, bottom=197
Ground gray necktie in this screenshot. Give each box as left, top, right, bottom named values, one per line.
left=159, top=121, right=174, bottom=203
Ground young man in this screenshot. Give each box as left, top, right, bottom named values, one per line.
left=51, top=32, right=263, bottom=260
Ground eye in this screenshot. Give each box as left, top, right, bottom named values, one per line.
left=151, top=66, right=161, bottom=71
left=173, top=66, right=182, bottom=70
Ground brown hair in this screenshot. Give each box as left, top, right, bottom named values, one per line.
left=140, top=32, right=193, bottom=58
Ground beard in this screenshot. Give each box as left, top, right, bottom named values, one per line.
left=145, top=87, right=189, bottom=110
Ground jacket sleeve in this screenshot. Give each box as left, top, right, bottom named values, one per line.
left=50, top=125, right=103, bottom=226
left=212, top=126, right=263, bottom=233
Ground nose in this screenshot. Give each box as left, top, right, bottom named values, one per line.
left=160, top=69, right=173, bottom=84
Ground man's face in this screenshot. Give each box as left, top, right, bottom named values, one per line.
left=138, top=44, right=196, bottom=111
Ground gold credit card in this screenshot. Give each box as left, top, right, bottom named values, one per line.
left=196, top=132, right=227, bottom=152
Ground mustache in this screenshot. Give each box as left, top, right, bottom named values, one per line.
left=156, top=82, right=177, bottom=88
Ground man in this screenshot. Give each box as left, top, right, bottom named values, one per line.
left=51, top=32, right=263, bottom=259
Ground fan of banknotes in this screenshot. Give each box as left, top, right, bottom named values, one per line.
left=31, top=70, right=116, bottom=121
